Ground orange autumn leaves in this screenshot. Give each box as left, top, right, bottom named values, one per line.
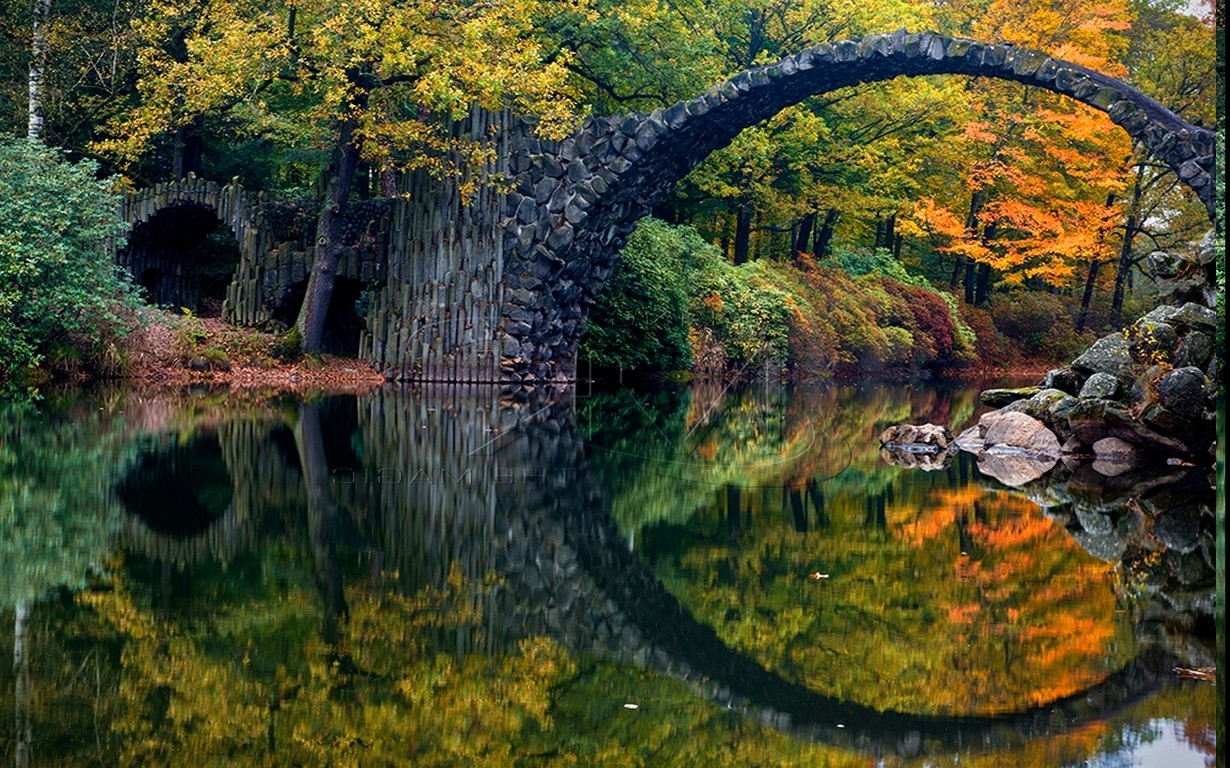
left=911, top=0, right=1138, bottom=291
left=893, top=484, right=1124, bottom=712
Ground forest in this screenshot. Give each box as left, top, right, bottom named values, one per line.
left=0, top=0, right=1222, bottom=387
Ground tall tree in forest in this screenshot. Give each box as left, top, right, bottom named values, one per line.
left=97, top=0, right=589, bottom=354
left=911, top=0, right=1138, bottom=309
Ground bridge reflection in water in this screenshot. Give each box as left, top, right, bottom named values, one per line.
left=2, top=384, right=1217, bottom=764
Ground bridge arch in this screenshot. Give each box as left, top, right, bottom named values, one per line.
left=498, top=30, right=1216, bottom=384
left=118, top=178, right=258, bottom=312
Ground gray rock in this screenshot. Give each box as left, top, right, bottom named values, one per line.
left=1151, top=504, right=1203, bottom=554
left=1147, top=302, right=1217, bottom=334
left=1091, top=436, right=1141, bottom=476
left=1079, top=372, right=1121, bottom=400
left=976, top=452, right=1057, bottom=487
left=980, top=387, right=1041, bottom=407
left=981, top=411, right=1062, bottom=458
left=1127, top=319, right=1176, bottom=364
left=1071, top=332, right=1133, bottom=378
left=878, top=423, right=953, bottom=451
left=1041, top=367, right=1084, bottom=395
left=1156, top=366, right=1207, bottom=420
left=1066, top=398, right=1192, bottom=456
left=1174, top=331, right=1213, bottom=369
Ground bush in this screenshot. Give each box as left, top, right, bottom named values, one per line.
left=580, top=218, right=693, bottom=373
left=990, top=290, right=1090, bottom=361
left=0, top=136, right=139, bottom=389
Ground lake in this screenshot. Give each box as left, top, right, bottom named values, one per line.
left=1, top=381, right=1219, bottom=767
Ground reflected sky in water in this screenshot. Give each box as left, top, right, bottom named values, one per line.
left=0, top=383, right=1218, bottom=767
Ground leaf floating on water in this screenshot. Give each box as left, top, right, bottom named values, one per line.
left=808, top=572, right=830, bottom=580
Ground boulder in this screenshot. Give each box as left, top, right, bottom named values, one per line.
left=1070, top=332, right=1133, bottom=379
left=1066, top=398, right=1192, bottom=456
left=980, top=387, right=1041, bottom=407
left=878, top=423, right=953, bottom=452
left=1173, top=331, right=1213, bottom=369
left=975, top=453, right=1057, bottom=487
left=1091, top=437, right=1141, bottom=476
left=1127, top=318, right=1177, bottom=364
left=1079, top=372, right=1121, bottom=400
left=980, top=411, right=1061, bottom=458
left=879, top=445, right=954, bottom=471
left=1040, top=367, right=1084, bottom=395
left=1156, top=366, right=1207, bottom=420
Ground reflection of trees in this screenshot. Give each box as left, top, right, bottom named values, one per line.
left=622, top=384, right=1144, bottom=717
left=583, top=383, right=988, bottom=537
left=1, top=386, right=1216, bottom=767
left=1, top=396, right=137, bottom=611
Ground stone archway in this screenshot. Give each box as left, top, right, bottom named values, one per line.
left=118, top=178, right=257, bottom=313
left=494, top=30, right=1216, bottom=385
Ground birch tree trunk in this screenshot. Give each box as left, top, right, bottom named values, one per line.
left=28, top=0, right=51, bottom=140
left=14, top=600, right=32, bottom=768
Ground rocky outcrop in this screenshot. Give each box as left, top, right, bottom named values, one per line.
left=955, top=411, right=1061, bottom=486
left=969, top=271, right=1218, bottom=476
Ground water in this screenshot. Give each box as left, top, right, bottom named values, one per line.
left=0, top=382, right=1218, bottom=767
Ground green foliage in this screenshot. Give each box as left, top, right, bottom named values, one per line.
left=0, top=136, right=140, bottom=390
left=0, top=396, right=136, bottom=610
left=990, top=290, right=1091, bottom=360
left=580, top=219, right=694, bottom=372
left=826, top=246, right=931, bottom=287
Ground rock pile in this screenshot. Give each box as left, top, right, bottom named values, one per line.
left=969, top=240, right=1218, bottom=478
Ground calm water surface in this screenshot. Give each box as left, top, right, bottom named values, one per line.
left=1, top=382, right=1219, bottom=767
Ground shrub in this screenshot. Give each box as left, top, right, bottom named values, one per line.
left=990, top=289, right=1101, bottom=362
left=0, top=136, right=140, bottom=389
left=580, top=218, right=693, bottom=372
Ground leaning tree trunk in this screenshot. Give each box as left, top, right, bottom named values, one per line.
left=27, top=0, right=51, bottom=141
left=296, top=118, right=362, bottom=354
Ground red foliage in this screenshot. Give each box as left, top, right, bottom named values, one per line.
left=893, top=280, right=957, bottom=358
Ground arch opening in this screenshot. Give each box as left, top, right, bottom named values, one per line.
left=272, top=276, right=366, bottom=357
left=121, top=202, right=241, bottom=315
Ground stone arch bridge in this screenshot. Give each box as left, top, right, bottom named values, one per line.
left=120, top=31, right=1215, bottom=382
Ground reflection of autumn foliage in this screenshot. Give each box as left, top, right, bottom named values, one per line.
left=653, top=468, right=1134, bottom=719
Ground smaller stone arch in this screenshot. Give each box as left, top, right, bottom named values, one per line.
left=118, top=177, right=259, bottom=313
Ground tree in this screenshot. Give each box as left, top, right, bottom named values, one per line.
left=97, top=0, right=590, bottom=354
left=26, top=0, right=50, bottom=139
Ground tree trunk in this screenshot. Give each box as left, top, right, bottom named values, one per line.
left=974, top=262, right=992, bottom=306
left=814, top=208, right=837, bottom=259
left=1111, top=207, right=1142, bottom=326
left=27, top=0, right=51, bottom=141
left=1077, top=259, right=1102, bottom=333
left=296, top=118, right=362, bottom=354
left=732, top=202, right=752, bottom=265
left=1076, top=194, right=1117, bottom=332
left=964, top=257, right=976, bottom=304
left=793, top=211, right=815, bottom=257
left=14, top=601, right=31, bottom=768
left=171, top=121, right=203, bottom=180
left=295, top=402, right=348, bottom=645
left=958, top=189, right=987, bottom=297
